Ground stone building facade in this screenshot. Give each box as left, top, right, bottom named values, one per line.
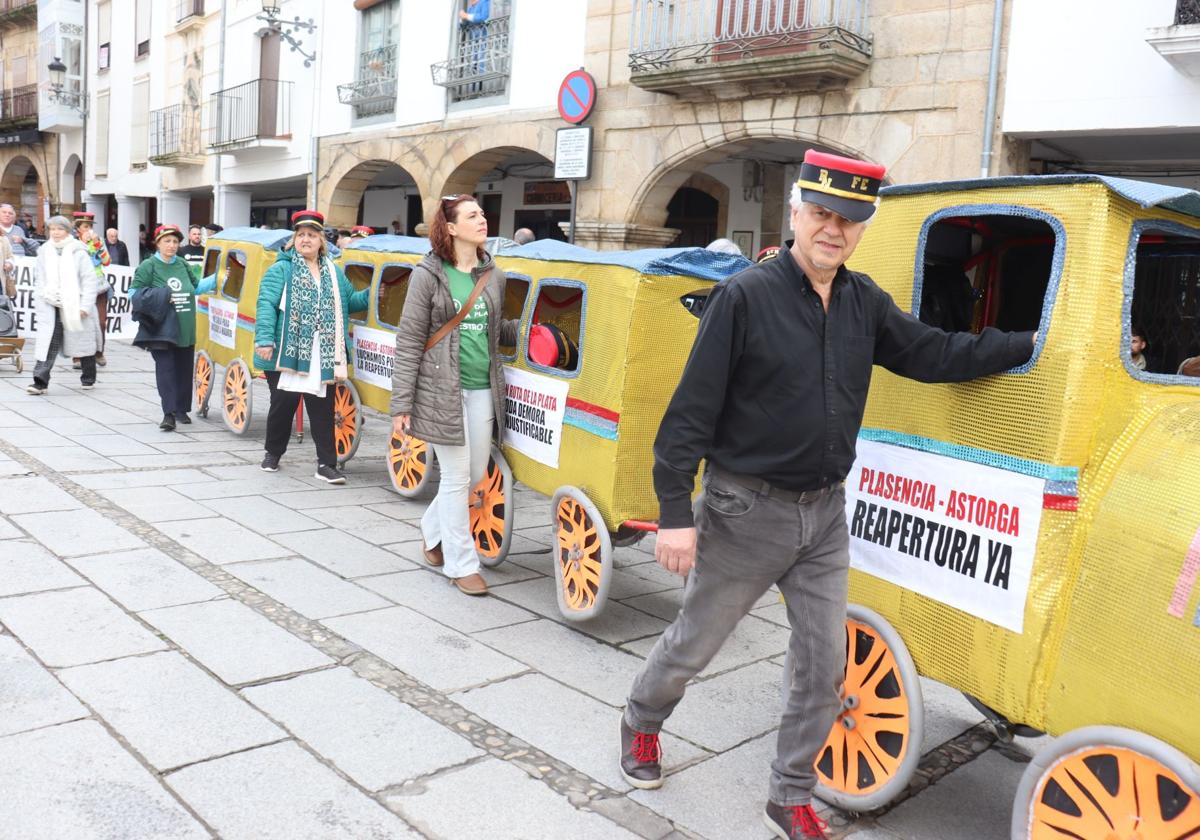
left=316, top=0, right=1031, bottom=252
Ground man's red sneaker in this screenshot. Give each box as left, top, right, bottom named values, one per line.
left=619, top=717, right=663, bottom=789
left=763, top=801, right=829, bottom=839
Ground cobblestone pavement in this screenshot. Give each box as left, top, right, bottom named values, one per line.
left=0, top=342, right=1046, bottom=839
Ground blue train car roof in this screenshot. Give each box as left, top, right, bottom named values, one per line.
left=504, top=239, right=752, bottom=282
left=206, top=227, right=292, bottom=250
left=344, top=235, right=431, bottom=255
left=881, top=175, right=1200, bottom=220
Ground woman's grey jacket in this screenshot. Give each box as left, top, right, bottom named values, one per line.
left=390, top=250, right=519, bottom=446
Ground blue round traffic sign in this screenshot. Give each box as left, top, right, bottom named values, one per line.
left=557, top=70, right=596, bottom=125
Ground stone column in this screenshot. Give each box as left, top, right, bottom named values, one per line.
left=758, top=163, right=786, bottom=251
left=157, top=191, right=191, bottom=231
left=214, top=185, right=252, bottom=229
left=116, top=196, right=147, bottom=262
left=560, top=221, right=681, bottom=251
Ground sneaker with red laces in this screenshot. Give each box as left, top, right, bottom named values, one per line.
left=619, top=717, right=663, bottom=789
left=763, top=802, right=829, bottom=839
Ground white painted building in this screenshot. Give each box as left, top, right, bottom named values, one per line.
left=1003, top=0, right=1200, bottom=189
left=84, top=0, right=323, bottom=251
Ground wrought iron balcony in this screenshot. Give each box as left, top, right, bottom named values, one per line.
left=337, top=44, right=397, bottom=119
left=176, top=0, right=205, bottom=27
left=0, top=0, right=36, bottom=29
left=0, top=84, right=38, bottom=130
left=430, top=15, right=511, bottom=103
left=1179, top=0, right=1200, bottom=25
left=628, top=0, right=872, bottom=97
left=207, top=78, right=293, bottom=151
left=149, top=104, right=205, bottom=166
left=1147, top=0, right=1200, bottom=75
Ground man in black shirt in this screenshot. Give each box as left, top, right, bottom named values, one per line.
left=619, top=151, right=1036, bottom=840
left=178, top=224, right=206, bottom=274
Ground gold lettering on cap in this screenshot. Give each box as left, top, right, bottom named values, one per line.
left=818, top=169, right=833, bottom=189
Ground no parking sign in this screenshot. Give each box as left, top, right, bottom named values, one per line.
left=557, top=69, right=596, bottom=125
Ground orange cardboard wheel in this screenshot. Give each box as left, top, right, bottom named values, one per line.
left=472, top=444, right=513, bottom=568
left=221, top=358, right=252, bottom=435
left=550, top=486, right=612, bottom=621
left=388, top=432, right=433, bottom=498
left=194, top=350, right=213, bottom=418
left=332, top=380, right=362, bottom=465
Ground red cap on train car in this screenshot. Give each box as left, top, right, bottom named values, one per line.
left=290, top=210, right=325, bottom=231
left=528, top=323, right=578, bottom=370
left=350, top=225, right=373, bottom=238
left=795, top=150, right=887, bottom=223
left=153, top=223, right=183, bottom=243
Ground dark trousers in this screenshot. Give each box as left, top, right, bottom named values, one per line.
left=33, top=308, right=96, bottom=388
left=265, top=371, right=336, bottom=467
left=150, top=346, right=194, bottom=415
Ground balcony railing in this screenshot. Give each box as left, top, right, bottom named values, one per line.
left=0, top=0, right=36, bottom=27
left=629, top=0, right=872, bottom=94
left=0, top=84, right=38, bottom=129
left=430, top=15, right=511, bottom=102
left=337, top=44, right=398, bottom=118
left=1178, top=0, right=1200, bottom=25
left=176, top=0, right=204, bottom=23
left=149, top=104, right=204, bottom=165
left=207, top=78, right=292, bottom=150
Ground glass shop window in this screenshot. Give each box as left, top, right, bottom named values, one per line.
left=527, top=281, right=584, bottom=374
left=916, top=214, right=1056, bottom=335
left=343, top=263, right=373, bottom=322
left=498, top=275, right=530, bottom=358
left=1128, top=227, right=1200, bottom=381
left=377, top=264, right=412, bottom=328
left=222, top=250, right=248, bottom=300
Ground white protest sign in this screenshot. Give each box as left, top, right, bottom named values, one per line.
left=351, top=324, right=396, bottom=390
left=501, top=365, right=569, bottom=468
left=206, top=296, right=238, bottom=349
left=845, top=439, right=1043, bottom=633
left=12, top=256, right=137, bottom=340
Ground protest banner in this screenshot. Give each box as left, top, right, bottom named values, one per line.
left=11, top=255, right=137, bottom=340
left=845, top=438, right=1044, bottom=633
left=501, top=365, right=568, bottom=468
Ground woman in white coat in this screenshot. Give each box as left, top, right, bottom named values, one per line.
left=26, top=215, right=101, bottom=394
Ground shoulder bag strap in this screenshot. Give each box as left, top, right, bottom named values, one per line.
left=424, top=267, right=493, bottom=352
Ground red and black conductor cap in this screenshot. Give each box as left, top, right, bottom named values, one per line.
left=796, top=150, right=887, bottom=223
left=350, top=225, right=373, bottom=238
left=291, top=210, right=326, bottom=231
left=153, top=223, right=183, bottom=243
left=72, top=211, right=96, bottom=226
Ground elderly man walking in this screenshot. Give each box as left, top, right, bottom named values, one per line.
left=618, top=151, right=1037, bottom=840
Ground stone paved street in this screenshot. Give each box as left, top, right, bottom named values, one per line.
left=0, top=342, right=1047, bottom=839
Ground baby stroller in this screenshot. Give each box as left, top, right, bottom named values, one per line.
left=0, top=292, right=24, bottom=373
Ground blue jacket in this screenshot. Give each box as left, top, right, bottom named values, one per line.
left=253, top=249, right=370, bottom=372
left=131, top=286, right=181, bottom=348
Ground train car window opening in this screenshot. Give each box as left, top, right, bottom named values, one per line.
left=916, top=214, right=1055, bottom=335
left=680, top=289, right=710, bottom=318
left=201, top=248, right=222, bottom=288
left=343, top=263, right=374, bottom=323
left=1128, top=226, right=1200, bottom=382
left=528, top=279, right=585, bottom=376
left=222, top=250, right=249, bottom=300
left=499, top=275, right=530, bottom=360
left=376, top=264, right=412, bottom=329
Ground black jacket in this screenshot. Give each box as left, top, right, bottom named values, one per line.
left=132, top=287, right=181, bottom=349
left=106, top=239, right=130, bottom=266
left=653, top=245, right=1035, bottom=528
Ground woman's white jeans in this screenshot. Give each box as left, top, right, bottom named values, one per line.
left=422, top=388, right=494, bottom=579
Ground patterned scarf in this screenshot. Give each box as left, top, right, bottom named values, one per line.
left=277, top=255, right=345, bottom=382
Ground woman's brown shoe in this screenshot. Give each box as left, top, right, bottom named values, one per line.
left=422, top=541, right=444, bottom=567
left=453, top=573, right=488, bottom=596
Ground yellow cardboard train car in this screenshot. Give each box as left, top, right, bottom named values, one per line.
left=804, top=175, right=1200, bottom=839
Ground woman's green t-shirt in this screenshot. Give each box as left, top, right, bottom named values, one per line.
left=444, top=262, right=491, bottom=389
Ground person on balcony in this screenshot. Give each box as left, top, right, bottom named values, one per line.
left=459, top=0, right=492, bottom=94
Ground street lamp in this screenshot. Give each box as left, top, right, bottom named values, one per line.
left=256, top=0, right=317, bottom=68
left=47, top=57, right=87, bottom=117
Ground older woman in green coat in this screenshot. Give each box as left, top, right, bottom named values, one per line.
left=253, top=210, right=369, bottom=483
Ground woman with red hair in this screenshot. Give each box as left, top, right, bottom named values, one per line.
left=391, top=195, right=517, bottom=596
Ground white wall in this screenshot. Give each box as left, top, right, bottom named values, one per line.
left=1003, top=0, right=1200, bottom=134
